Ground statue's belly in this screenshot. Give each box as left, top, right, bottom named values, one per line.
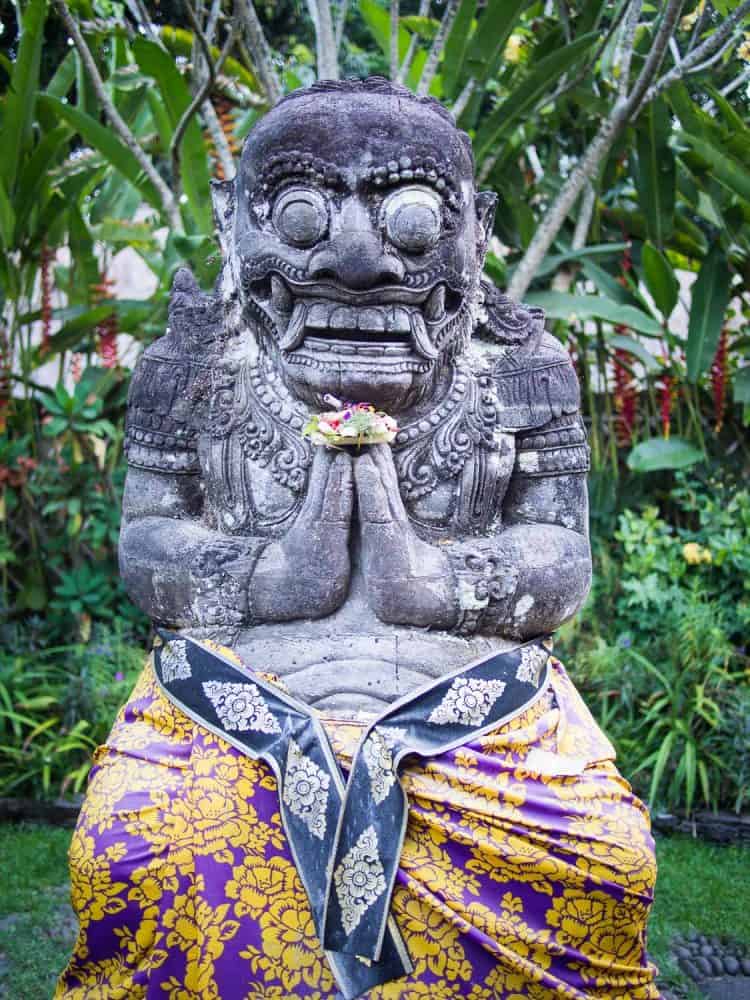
left=228, top=622, right=518, bottom=715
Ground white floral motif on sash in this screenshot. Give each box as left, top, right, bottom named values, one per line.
left=333, top=825, right=387, bottom=935
left=361, top=731, right=397, bottom=805
left=159, top=639, right=192, bottom=683
left=159, top=640, right=192, bottom=683
left=282, top=739, right=330, bottom=839
left=202, top=680, right=281, bottom=734
left=428, top=677, right=507, bottom=726
left=516, top=645, right=548, bottom=685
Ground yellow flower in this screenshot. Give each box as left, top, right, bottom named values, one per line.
left=545, top=887, right=647, bottom=966
left=739, top=34, right=750, bottom=62
left=162, top=878, right=239, bottom=965
left=393, top=891, right=472, bottom=981
left=504, top=34, right=525, bottom=63
left=682, top=542, right=712, bottom=564
left=127, top=784, right=274, bottom=869
left=256, top=897, right=333, bottom=992
left=68, top=828, right=128, bottom=933
left=225, top=854, right=301, bottom=918
left=128, top=858, right=180, bottom=908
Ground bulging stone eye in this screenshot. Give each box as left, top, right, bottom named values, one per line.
left=382, top=186, right=442, bottom=253
left=272, top=187, right=329, bottom=248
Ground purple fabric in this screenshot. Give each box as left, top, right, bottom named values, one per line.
left=56, top=656, right=660, bottom=999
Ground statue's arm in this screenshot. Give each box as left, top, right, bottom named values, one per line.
left=449, top=451, right=592, bottom=638
left=356, top=428, right=591, bottom=638
left=120, top=449, right=355, bottom=626
left=118, top=466, right=267, bottom=626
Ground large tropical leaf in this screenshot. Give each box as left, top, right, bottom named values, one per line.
left=524, top=242, right=628, bottom=280
left=37, top=96, right=162, bottom=213
left=2, top=0, right=47, bottom=196
left=636, top=100, right=675, bottom=247
left=0, top=180, right=15, bottom=250
left=360, top=0, right=427, bottom=90
left=607, top=332, right=660, bottom=373
left=525, top=292, right=662, bottom=336
left=641, top=242, right=678, bottom=319
left=132, top=39, right=213, bottom=234
left=679, top=132, right=750, bottom=206
left=686, top=245, right=732, bottom=383
left=733, top=366, right=750, bottom=405
left=475, top=34, right=595, bottom=161
left=627, top=438, right=703, bottom=473
left=13, top=124, right=72, bottom=242
left=442, top=0, right=476, bottom=99
left=463, top=0, right=526, bottom=84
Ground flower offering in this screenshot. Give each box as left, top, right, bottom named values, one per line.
left=303, top=395, right=398, bottom=447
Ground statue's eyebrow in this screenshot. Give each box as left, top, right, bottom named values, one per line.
left=362, top=156, right=460, bottom=211
left=257, top=151, right=347, bottom=194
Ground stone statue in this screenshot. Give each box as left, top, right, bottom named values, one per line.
left=120, top=76, right=591, bottom=715
left=59, top=79, right=659, bottom=1000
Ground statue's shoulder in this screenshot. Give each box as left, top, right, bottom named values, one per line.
left=475, top=279, right=580, bottom=431
left=124, top=268, right=223, bottom=474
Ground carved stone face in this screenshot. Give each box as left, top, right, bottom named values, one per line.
left=227, top=82, right=495, bottom=412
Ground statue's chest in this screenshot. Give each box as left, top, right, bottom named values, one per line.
left=199, top=363, right=515, bottom=537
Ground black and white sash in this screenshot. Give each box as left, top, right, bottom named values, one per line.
left=153, top=630, right=551, bottom=1000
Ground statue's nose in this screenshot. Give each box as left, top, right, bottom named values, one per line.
left=307, top=232, right=405, bottom=290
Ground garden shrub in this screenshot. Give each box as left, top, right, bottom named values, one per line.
left=561, top=472, right=750, bottom=815
left=0, top=625, right=144, bottom=799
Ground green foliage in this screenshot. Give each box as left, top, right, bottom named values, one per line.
left=0, top=627, right=143, bottom=798
left=626, top=437, right=703, bottom=472
left=561, top=473, right=750, bottom=815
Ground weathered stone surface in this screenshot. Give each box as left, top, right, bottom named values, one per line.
left=119, top=78, right=592, bottom=713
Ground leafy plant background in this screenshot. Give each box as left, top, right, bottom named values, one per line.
left=0, top=0, right=748, bottom=813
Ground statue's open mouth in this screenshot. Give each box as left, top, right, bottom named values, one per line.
left=249, top=272, right=462, bottom=368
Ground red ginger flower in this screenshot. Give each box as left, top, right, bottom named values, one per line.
left=40, top=240, right=54, bottom=353
left=659, top=375, right=674, bottom=440
left=0, top=325, right=10, bottom=434
left=710, top=329, right=729, bottom=433
left=91, top=274, right=119, bottom=369
left=613, top=335, right=637, bottom=446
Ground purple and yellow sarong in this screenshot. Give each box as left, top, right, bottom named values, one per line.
left=56, top=638, right=659, bottom=999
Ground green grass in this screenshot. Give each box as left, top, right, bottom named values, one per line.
left=0, top=824, right=748, bottom=999
left=0, top=824, right=75, bottom=1000
left=649, top=835, right=750, bottom=997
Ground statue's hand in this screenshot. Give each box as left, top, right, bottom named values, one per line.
left=251, top=448, right=354, bottom=620
left=355, top=445, right=457, bottom=628
left=191, top=536, right=261, bottom=626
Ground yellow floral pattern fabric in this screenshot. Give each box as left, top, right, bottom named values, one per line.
left=56, top=657, right=659, bottom=999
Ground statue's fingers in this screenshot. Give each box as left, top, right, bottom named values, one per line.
left=303, top=445, right=336, bottom=520
left=321, top=452, right=353, bottom=524
left=354, top=453, right=391, bottom=524
left=370, top=444, right=408, bottom=522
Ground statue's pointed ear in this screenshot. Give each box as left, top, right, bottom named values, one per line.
left=211, top=178, right=235, bottom=254
left=475, top=191, right=497, bottom=245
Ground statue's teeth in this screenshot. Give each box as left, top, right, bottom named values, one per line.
left=330, top=306, right=357, bottom=330
left=424, top=283, right=446, bottom=323
left=271, top=274, right=293, bottom=314
left=358, top=308, right=385, bottom=332
left=385, top=307, right=411, bottom=334
left=306, top=303, right=330, bottom=329
left=280, top=302, right=307, bottom=350
left=410, top=311, right=438, bottom=360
